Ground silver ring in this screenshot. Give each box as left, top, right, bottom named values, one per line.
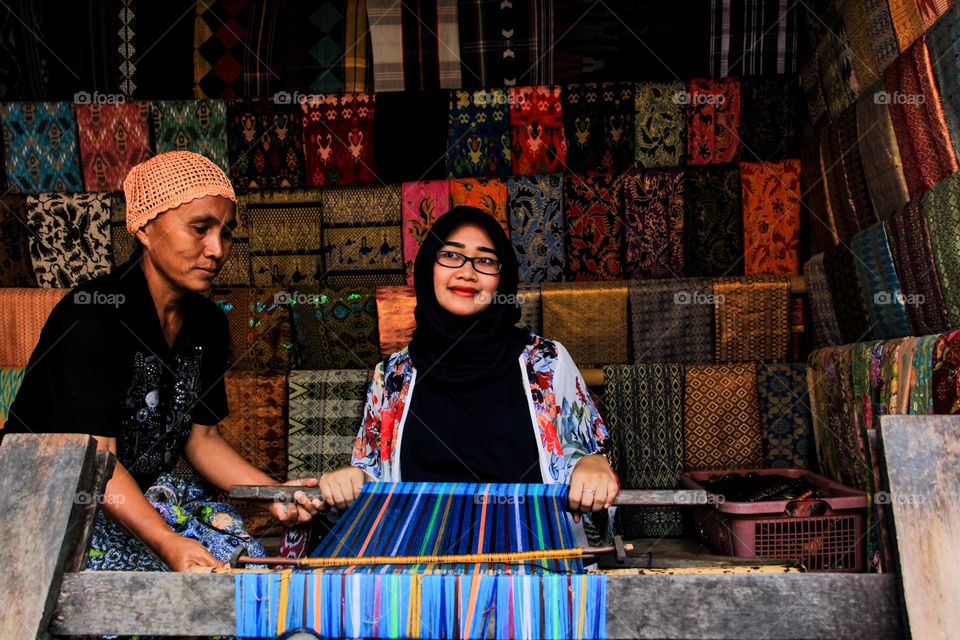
left=583, top=488, right=596, bottom=495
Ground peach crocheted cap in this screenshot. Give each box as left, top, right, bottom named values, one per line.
left=124, top=151, right=236, bottom=234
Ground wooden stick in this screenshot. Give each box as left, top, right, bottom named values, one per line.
left=229, top=485, right=708, bottom=506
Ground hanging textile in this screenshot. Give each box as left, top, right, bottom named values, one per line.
left=0, top=102, right=82, bottom=193
left=446, top=89, right=512, bottom=177
left=817, top=14, right=861, bottom=120
left=708, top=0, right=798, bottom=77
left=301, top=93, right=377, bottom=187
left=683, top=164, right=743, bottom=277
left=819, top=123, right=861, bottom=243
left=517, top=284, right=542, bottom=334
left=374, top=90, right=449, bottom=183
left=838, top=106, right=878, bottom=230
left=193, top=0, right=281, bottom=98
left=603, top=364, right=685, bottom=537
left=0, top=367, right=24, bottom=429
left=900, top=334, right=934, bottom=415
left=887, top=0, right=924, bottom=52
left=802, top=142, right=838, bottom=253
left=634, top=80, right=686, bottom=168
left=863, top=0, right=900, bottom=70
left=216, top=237, right=252, bottom=287
left=755, top=363, right=811, bottom=469
left=288, top=369, right=368, bottom=478
left=840, top=0, right=881, bottom=90
left=563, top=82, right=635, bottom=173
left=629, top=278, right=715, bottom=365
left=508, top=86, right=567, bottom=175
left=884, top=36, right=958, bottom=199
left=366, top=0, right=461, bottom=92
left=227, top=99, right=306, bottom=192
left=402, top=180, right=452, bottom=285
left=108, top=193, right=136, bottom=272
left=375, top=285, right=417, bottom=357
left=277, top=0, right=372, bottom=94
left=850, top=341, right=880, bottom=440
left=686, top=77, right=741, bottom=165
left=318, top=185, right=404, bottom=285
left=291, top=287, right=380, bottom=370
left=563, top=173, right=623, bottom=281
left=219, top=370, right=288, bottom=535
left=0, top=288, right=67, bottom=368
left=75, top=102, right=152, bottom=192
left=0, top=195, right=37, bottom=287
left=800, top=57, right=829, bottom=131
left=456, top=0, right=555, bottom=88
left=449, top=178, right=509, bottom=232
left=506, top=174, right=564, bottom=284
left=622, top=168, right=685, bottom=279
left=541, top=281, right=629, bottom=366
left=824, top=346, right=869, bottom=489
left=684, top=365, right=764, bottom=471
left=25, top=193, right=112, bottom=288
left=739, top=77, right=799, bottom=161
left=921, top=172, right=960, bottom=327
left=243, top=190, right=324, bottom=288
left=804, top=254, right=842, bottom=348
left=211, top=288, right=292, bottom=370
left=713, top=277, right=790, bottom=364
left=856, top=84, right=910, bottom=219
left=740, top=159, right=801, bottom=276
left=927, top=4, right=960, bottom=161
left=788, top=296, right=805, bottom=363
left=151, top=100, right=231, bottom=174
left=884, top=201, right=950, bottom=335
left=823, top=245, right=874, bottom=345
left=932, top=329, right=960, bottom=414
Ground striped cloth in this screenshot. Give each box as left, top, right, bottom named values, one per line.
left=366, top=0, right=461, bottom=92
left=708, top=0, right=798, bottom=77
left=0, top=102, right=82, bottom=193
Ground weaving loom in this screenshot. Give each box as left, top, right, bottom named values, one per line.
left=231, top=482, right=606, bottom=639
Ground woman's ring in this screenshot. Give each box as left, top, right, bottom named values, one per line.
left=583, top=488, right=596, bottom=494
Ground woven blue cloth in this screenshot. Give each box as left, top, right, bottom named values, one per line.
left=507, top=174, right=565, bottom=283
left=850, top=223, right=912, bottom=340
left=0, top=102, right=82, bottom=193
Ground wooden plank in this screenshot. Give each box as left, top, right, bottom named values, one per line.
left=880, top=415, right=960, bottom=640
left=65, top=450, right=116, bottom=573
left=230, top=485, right=708, bottom=506
left=0, top=433, right=99, bottom=640
left=52, top=572, right=902, bottom=638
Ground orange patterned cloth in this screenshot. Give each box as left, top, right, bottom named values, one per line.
left=0, top=288, right=68, bottom=367
left=76, top=102, right=153, bottom=192
left=449, top=177, right=510, bottom=235
left=741, top=159, right=801, bottom=275
left=375, top=285, right=417, bottom=357
left=684, top=365, right=764, bottom=471
left=218, top=370, right=287, bottom=535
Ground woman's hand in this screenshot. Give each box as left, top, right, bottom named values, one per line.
left=317, top=466, right=367, bottom=511
left=271, top=477, right=324, bottom=525
left=157, top=534, right=224, bottom=572
left=568, top=454, right=619, bottom=523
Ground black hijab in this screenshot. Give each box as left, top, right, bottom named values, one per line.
left=408, top=206, right=530, bottom=385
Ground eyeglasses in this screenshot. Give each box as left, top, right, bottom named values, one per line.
left=435, top=249, right=502, bottom=275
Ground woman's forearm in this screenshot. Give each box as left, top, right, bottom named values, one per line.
left=101, top=462, right=179, bottom=554
left=184, top=424, right=277, bottom=492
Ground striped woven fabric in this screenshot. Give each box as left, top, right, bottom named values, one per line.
left=0, top=367, right=25, bottom=429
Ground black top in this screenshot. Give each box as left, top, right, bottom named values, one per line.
left=5, top=257, right=230, bottom=488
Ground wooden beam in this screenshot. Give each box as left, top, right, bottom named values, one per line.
left=52, top=572, right=901, bottom=638
left=880, top=415, right=960, bottom=640
left=65, top=450, right=116, bottom=573
left=229, top=485, right=708, bottom=506
left=0, top=433, right=99, bottom=640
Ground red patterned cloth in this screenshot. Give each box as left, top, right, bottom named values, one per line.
left=301, top=93, right=376, bottom=187
left=564, top=173, right=623, bottom=281
left=933, top=329, right=960, bottom=414
left=509, top=86, right=567, bottom=175
left=75, top=102, right=152, bottom=192
left=884, top=36, right=958, bottom=199
left=686, top=78, right=741, bottom=165
left=741, top=159, right=802, bottom=276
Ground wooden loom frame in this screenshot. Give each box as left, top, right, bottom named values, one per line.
left=1, top=433, right=905, bottom=639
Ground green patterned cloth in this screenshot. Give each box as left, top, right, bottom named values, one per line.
left=755, top=363, right=811, bottom=469
left=922, top=172, right=960, bottom=326
left=603, top=364, right=685, bottom=538
left=634, top=81, right=686, bottom=168
left=287, top=369, right=369, bottom=478
left=151, top=100, right=230, bottom=173
left=0, top=367, right=25, bottom=429
left=290, top=287, right=380, bottom=370
left=909, top=334, right=938, bottom=415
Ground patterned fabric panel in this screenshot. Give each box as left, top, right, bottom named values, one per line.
left=0, top=102, right=82, bottom=193
left=25, top=193, right=112, bottom=288
left=507, top=174, right=564, bottom=284
left=684, top=365, right=764, bottom=471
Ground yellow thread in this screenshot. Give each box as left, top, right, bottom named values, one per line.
left=277, top=570, right=291, bottom=635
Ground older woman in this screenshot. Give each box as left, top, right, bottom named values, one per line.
left=282, top=206, right=617, bottom=556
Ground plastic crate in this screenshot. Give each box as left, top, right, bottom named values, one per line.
left=680, top=469, right=867, bottom=572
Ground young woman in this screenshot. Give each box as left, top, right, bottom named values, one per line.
left=282, top=206, right=618, bottom=556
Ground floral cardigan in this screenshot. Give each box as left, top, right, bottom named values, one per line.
left=351, top=333, right=610, bottom=485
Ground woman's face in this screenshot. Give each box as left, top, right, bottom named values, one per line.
left=433, top=222, right=502, bottom=317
